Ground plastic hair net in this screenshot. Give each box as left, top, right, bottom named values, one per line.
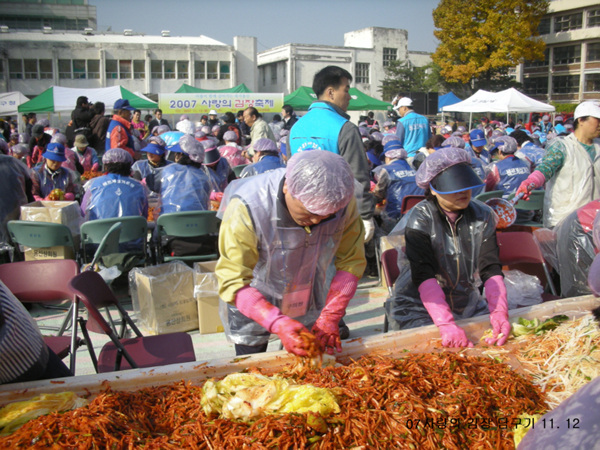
left=457, top=126, right=467, bottom=133
left=383, top=121, right=394, bottom=128
left=252, top=138, right=277, bottom=152
left=161, top=131, right=185, bottom=149
left=51, top=133, right=68, bottom=146
left=371, top=132, right=384, bottom=142
left=179, top=134, right=205, bottom=163
left=195, top=131, right=207, bottom=139
left=200, top=139, right=217, bottom=152
left=382, top=134, right=400, bottom=146
left=442, top=136, right=465, bottom=149
left=279, top=129, right=289, bottom=137
left=180, top=114, right=189, bottom=121
left=285, top=150, right=354, bottom=216
left=38, top=118, right=50, bottom=128
left=223, top=130, right=237, bottom=141
left=491, top=129, right=506, bottom=138
left=102, top=148, right=133, bottom=165
left=358, top=127, right=369, bottom=138
left=156, top=124, right=170, bottom=135
left=148, top=135, right=166, bottom=148
left=211, top=125, right=220, bottom=132
left=385, top=148, right=407, bottom=160
left=493, top=136, right=518, bottom=154
left=415, top=147, right=471, bottom=190
left=201, top=126, right=211, bottom=135
left=11, top=143, right=29, bottom=156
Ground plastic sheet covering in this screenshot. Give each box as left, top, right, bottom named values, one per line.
left=502, top=269, right=543, bottom=309
left=129, top=261, right=198, bottom=335
left=157, top=164, right=211, bottom=215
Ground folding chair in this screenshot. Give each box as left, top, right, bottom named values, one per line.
left=69, top=271, right=196, bottom=373
left=0, top=259, right=82, bottom=373
left=496, top=231, right=559, bottom=298
left=475, top=190, right=504, bottom=202
left=86, top=222, right=122, bottom=270
left=80, top=216, right=148, bottom=266
left=400, top=195, right=425, bottom=216
left=507, top=190, right=545, bottom=227
left=381, top=248, right=399, bottom=333
left=7, top=220, right=76, bottom=261
left=232, top=164, right=249, bottom=178
left=156, top=210, right=220, bottom=264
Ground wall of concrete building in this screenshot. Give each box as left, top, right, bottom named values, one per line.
left=234, top=36, right=257, bottom=92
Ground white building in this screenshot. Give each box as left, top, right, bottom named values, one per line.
left=517, top=0, right=600, bottom=104
left=256, top=27, right=431, bottom=102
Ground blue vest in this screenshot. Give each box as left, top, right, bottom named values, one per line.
left=494, top=156, right=530, bottom=197
left=106, top=119, right=134, bottom=151
left=289, top=102, right=347, bottom=154
left=470, top=157, right=486, bottom=197
left=35, top=166, right=74, bottom=198
left=468, top=147, right=490, bottom=165
left=396, top=111, right=430, bottom=155
left=519, top=142, right=545, bottom=169
left=240, top=155, right=285, bottom=178
left=383, top=159, right=425, bottom=219
left=131, top=159, right=172, bottom=180
left=159, top=164, right=211, bottom=214
left=84, top=173, right=148, bottom=221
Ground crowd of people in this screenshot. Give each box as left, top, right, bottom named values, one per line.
left=1, top=64, right=599, bottom=385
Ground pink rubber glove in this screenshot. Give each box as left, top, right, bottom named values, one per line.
left=312, top=271, right=359, bottom=355
left=418, top=278, right=474, bottom=348
left=516, top=170, right=545, bottom=201
left=91, top=162, right=100, bottom=172
left=235, top=285, right=310, bottom=356
left=484, top=275, right=511, bottom=346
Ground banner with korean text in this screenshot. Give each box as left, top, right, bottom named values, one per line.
left=158, top=93, right=284, bottom=114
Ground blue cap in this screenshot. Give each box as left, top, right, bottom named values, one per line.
left=469, top=129, right=487, bottom=147
left=383, top=140, right=403, bottom=154
left=113, top=98, right=135, bottom=111
left=141, top=143, right=165, bottom=156
left=42, top=142, right=66, bottom=162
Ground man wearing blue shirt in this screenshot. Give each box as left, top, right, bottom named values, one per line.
left=394, top=97, right=431, bottom=158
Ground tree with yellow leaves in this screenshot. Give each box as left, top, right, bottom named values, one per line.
left=432, top=0, right=549, bottom=89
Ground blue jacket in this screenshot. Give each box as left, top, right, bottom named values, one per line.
left=395, top=111, right=431, bottom=156
left=105, top=118, right=134, bottom=151
left=159, top=164, right=211, bottom=214
left=381, top=159, right=424, bottom=219
left=289, top=102, right=347, bottom=154
left=493, top=156, right=530, bottom=197
left=82, top=173, right=148, bottom=221
left=240, top=155, right=285, bottom=178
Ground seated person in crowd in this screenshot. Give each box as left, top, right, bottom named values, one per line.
left=63, top=134, right=100, bottom=175
left=80, top=148, right=148, bottom=221
left=239, top=138, right=285, bottom=178
left=218, top=130, right=249, bottom=168
left=484, top=136, right=530, bottom=197
left=201, top=140, right=235, bottom=192
left=30, top=143, right=79, bottom=201
left=0, top=280, right=72, bottom=384
left=442, top=136, right=486, bottom=197
left=131, top=142, right=172, bottom=182
left=372, top=140, right=424, bottom=233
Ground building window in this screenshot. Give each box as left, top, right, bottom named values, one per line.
left=538, top=17, right=551, bottom=35
left=588, top=43, right=600, bottom=62
left=194, top=60, right=205, bottom=79
left=554, top=13, right=583, bottom=32
left=260, top=66, right=266, bottom=87
left=39, top=59, right=52, bottom=79
left=270, top=64, right=277, bottom=84
left=220, top=61, right=230, bottom=79
left=553, top=45, right=581, bottom=65
left=58, top=59, right=71, bottom=79
left=355, top=63, right=370, bottom=84
left=88, top=60, right=100, bottom=79
left=164, top=60, right=176, bottom=79
left=118, top=60, right=132, bottom=79
left=72, top=59, right=85, bottom=79
left=23, top=59, right=37, bottom=79
left=383, top=48, right=397, bottom=67
left=177, top=61, right=188, bottom=79
left=133, top=60, right=145, bottom=79
left=9, top=59, right=22, bottom=79
left=523, top=77, right=548, bottom=95
left=207, top=61, right=218, bottom=79
left=525, top=49, right=549, bottom=68
left=151, top=60, right=162, bottom=79
left=552, top=75, right=580, bottom=94
left=588, top=9, right=600, bottom=27
left=106, top=59, right=118, bottom=79
left=585, top=73, right=600, bottom=92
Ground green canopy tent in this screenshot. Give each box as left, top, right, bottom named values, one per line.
left=284, top=86, right=391, bottom=111
left=175, top=83, right=252, bottom=94
left=18, top=86, right=157, bottom=113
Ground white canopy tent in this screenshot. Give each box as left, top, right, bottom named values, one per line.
left=0, top=91, right=29, bottom=116
left=441, top=88, right=555, bottom=129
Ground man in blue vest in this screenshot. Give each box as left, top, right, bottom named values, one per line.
left=288, top=65, right=375, bottom=243
left=106, top=98, right=137, bottom=159
left=393, top=97, right=431, bottom=159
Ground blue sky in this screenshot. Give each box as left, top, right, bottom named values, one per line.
left=94, top=0, right=439, bottom=53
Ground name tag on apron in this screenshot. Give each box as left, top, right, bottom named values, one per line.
left=281, top=284, right=311, bottom=318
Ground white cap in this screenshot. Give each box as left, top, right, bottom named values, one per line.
left=209, top=109, right=218, bottom=115
left=393, top=97, right=413, bottom=110
left=574, top=101, right=600, bottom=121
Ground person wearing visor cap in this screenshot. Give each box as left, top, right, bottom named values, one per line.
left=216, top=150, right=366, bottom=357
left=385, top=147, right=510, bottom=348
left=484, top=136, right=530, bottom=198
left=131, top=142, right=172, bottom=182
left=239, top=138, right=285, bottom=178
left=372, top=140, right=424, bottom=232
left=30, top=143, right=79, bottom=201
left=442, top=136, right=486, bottom=197
left=517, top=101, right=600, bottom=227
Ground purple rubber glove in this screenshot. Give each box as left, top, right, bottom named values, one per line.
left=312, top=271, right=359, bottom=355
left=418, top=278, right=474, bottom=348
left=235, top=285, right=310, bottom=356
left=516, top=170, right=545, bottom=201
left=484, top=275, right=510, bottom=346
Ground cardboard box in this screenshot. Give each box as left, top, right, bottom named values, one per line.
left=132, top=261, right=199, bottom=335
left=20, top=200, right=82, bottom=243
left=24, top=245, right=75, bottom=261
left=193, top=260, right=224, bottom=335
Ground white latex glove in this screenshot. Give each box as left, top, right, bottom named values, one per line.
left=362, top=218, right=375, bottom=243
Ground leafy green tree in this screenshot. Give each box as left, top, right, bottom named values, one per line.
left=379, top=61, right=442, bottom=100
left=432, top=0, right=549, bottom=90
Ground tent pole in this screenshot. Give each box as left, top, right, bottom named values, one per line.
left=469, top=112, right=472, bottom=131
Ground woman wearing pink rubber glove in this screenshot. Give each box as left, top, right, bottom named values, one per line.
left=385, top=146, right=510, bottom=348
left=216, top=150, right=366, bottom=356
left=30, top=143, right=81, bottom=201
